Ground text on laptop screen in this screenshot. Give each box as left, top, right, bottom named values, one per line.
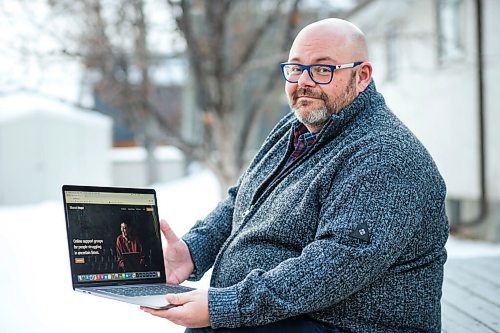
left=64, top=189, right=164, bottom=285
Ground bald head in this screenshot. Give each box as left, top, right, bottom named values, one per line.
left=289, top=18, right=369, bottom=64
left=284, top=18, right=373, bottom=131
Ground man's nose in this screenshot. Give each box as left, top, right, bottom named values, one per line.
left=297, top=68, right=316, bottom=86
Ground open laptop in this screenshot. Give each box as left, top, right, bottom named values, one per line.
left=62, top=185, right=194, bottom=309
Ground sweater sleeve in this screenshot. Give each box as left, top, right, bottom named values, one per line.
left=182, top=180, right=240, bottom=281
left=207, top=155, right=446, bottom=328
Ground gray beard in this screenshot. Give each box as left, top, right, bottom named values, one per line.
left=292, top=105, right=330, bottom=128
left=291, top=73, right=357, bottom=128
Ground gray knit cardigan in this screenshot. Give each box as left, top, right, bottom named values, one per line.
left=183, top=80, right=449, bottom=332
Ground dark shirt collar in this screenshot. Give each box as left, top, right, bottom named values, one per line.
left=293, top=123, right=319, bottom=148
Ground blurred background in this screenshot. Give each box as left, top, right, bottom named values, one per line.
left=1, top=0, right=500, bottom=332
left=2, top=0, right=496, bottom=240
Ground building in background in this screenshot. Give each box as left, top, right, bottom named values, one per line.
left=346, top=0, right=500, bottom=240
left=0, top=93, right=112, bottom=205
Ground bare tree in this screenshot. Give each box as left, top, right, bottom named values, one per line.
left=80, top=0, right=161, bottom=183
left=45, top=0, right=303, bottom=192
left=164, top=0, right=302, bottom=191
left=46, top=0, right=177, bottom=184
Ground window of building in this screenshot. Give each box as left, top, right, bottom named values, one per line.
left=437, top=0, right=465, bottom=62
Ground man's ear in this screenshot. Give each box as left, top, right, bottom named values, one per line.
left=356, top=62, right=373, bottom=93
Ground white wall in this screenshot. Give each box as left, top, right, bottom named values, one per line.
left=0, top=94, right=113, bottom=205
left=483, top=0, right=500, bottom=201
left=348, top=0, right=500, bottom=200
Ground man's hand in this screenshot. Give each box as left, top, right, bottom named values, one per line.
left=160, top=219, right=195, bottom=284
left=141, top=290, right=210, bottom=328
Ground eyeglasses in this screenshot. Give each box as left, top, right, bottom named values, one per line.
left=279, top=62, right=363, bottom=84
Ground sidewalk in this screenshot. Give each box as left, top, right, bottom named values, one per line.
left=442, top=256, right=500, bottom=332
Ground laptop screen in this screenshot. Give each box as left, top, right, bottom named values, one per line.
left=63, top=185, right=166, bottom=287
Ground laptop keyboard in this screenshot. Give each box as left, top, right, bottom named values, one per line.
left=97, top=284, right=194, bottom=298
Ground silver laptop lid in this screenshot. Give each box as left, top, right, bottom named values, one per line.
left=62, top=185, right=166, bottom=289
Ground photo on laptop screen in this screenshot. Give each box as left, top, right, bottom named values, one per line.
left=64, top=187, right=164, bottom=285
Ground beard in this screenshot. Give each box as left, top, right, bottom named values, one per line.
left=291, top=72, right=357, bottom=129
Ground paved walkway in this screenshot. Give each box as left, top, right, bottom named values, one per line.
left=442, top=257, right=500, bottom=332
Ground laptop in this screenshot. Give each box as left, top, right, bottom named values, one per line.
left=62, top=185, right=194, bottom=309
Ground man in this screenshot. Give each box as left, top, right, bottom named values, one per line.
left=116, top=222, right=144, bottom=270
left=142, top=18, right=449, bottom=332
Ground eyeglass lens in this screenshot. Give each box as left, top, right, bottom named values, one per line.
left=283, top=65, right=333, bottom=83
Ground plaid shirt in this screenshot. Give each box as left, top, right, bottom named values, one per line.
left=283, top=123, right=319, bottom=170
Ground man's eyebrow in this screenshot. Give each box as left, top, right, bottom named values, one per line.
left=287, top=56, right=338, bottom=63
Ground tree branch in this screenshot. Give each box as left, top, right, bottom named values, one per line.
left=235, top=0, right=302, bottom=169
left=230, top=0, right=285, bottom=77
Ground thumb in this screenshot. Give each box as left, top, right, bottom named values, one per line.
left=160, top=219, right=180, bottom=243
left=166, top=292, right=192, bottom=305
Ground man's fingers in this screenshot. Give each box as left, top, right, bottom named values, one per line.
left=140, top=306, right=161, bottom=316
left=167, top=291, right=193, bottom=305
left=141, top=305, right=185, bottom=324
left=160, top=219, right=180, bottom=243
left=141, top=290, right=210, bottom=328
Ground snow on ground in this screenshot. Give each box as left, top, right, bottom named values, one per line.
left=446, top=236, right=500, bottom=258
left=0, top=168, right=499, bottom=332
left=0, top=170, right=219, bottom=333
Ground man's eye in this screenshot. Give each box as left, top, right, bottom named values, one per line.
left=288, top=66, right=302, bottom=74
left=313, top=66, right=332, bottom=75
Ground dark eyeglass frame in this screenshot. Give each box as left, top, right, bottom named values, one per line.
left=279, top=61, right=363, bottom=84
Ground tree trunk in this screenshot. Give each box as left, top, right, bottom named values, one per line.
left=144, top=134, right=158, bottom=185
